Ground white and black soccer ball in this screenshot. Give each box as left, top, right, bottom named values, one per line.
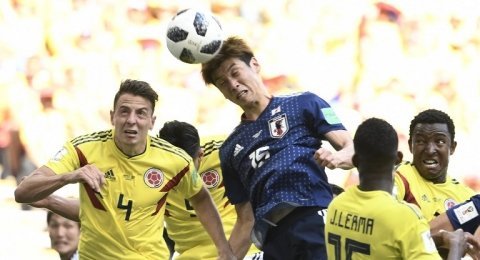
left=166, top=8, right=224, bottom=64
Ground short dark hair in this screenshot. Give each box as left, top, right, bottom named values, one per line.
left=113, top=79, right=158, bottom=113
left=158, top=120, right=200, bottom=158
left=47, top=211, right=80, bottom=227
left=409, top=109, right=455, bottom=142
left=201, top=36, right=254, bottom=85
left=354, top=118, right=398, bottom=163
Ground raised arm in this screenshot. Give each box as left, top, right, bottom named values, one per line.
left=315, top=129, right=354, bottom=170
left=15, top=165, right=105, bottom=203
left=228, top=201, right=255, bottom=259
left=188, top=186, right=236, bottom=260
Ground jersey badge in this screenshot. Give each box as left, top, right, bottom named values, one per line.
left=444, top=198, right=457, bottom=209
left=144, top=168, right=164, bottom=188
left=52, top=147, right=68, bottom=161
left=321, top=107, right=341, bottom=125
left=453, top=201, right=479, bottom=224
left=421, top=231, right=437, bottom=253
left=271, top=106, right=281, bottom=116
left=268, top=113, right=289, bottom=138
left=252, top=130, right=263, bottom=139
left=201, top=169, right=220, bottom=189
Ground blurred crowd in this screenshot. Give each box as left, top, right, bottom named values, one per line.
left=1, top=0, right=480, bottom=191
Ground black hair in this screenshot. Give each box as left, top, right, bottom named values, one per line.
left=47, top=210, right=53, bottom=224
left=113, top=79, right=158, bottom=113
left=46, top=211, right=80, bottom=227
left=354, top=118, right=398, bottom=163
left=158, top=120, right=200, bottom=158
left=409, top=109, right=455, bottom=142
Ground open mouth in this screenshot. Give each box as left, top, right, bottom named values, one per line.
left=236, top=90, right=247, bottom=99
left=124, top=130, right=138, bottom=136
left=422, top=159, right=439, bottom=169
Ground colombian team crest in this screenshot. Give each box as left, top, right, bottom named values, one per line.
left=201, top=170, right=220, bottom=189
left=144, top=168, right=164, bottom=188
left=444, top=198, right=457, bottom=209
left=268, top=114, right=289, bottom=138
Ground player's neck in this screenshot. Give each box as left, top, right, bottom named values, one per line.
left=242, top=94, right=272, bottom=121
left=358, top=177, right=393, bottom=194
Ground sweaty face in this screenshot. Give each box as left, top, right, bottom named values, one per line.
left=48, top=214, right=80, bottom=258
left=212, top=57, right=263, bottom=109
left=110, top=93, right=156, bottom=156
left=409, top=123, right=456, bottom=183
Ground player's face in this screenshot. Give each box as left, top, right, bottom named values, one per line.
left=211, top=57, right=265, bottom=109
left=48, top=214, right=80, bottom=258
left=409, top=123, right=456, bottom=183
left=110, top=93, right=156, bottom=156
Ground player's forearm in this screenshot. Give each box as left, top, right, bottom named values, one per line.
left=429, top=214, right=454, bottom=235
left=15, top=167, right=71, bottom=203
left=229, top=202, right=254, bottom=259
left=44, top=195, right=80, bottom=222
left=334, top=143, right=354, bottom=170
left=446, top=244, right=464, bottom=260
left=190, top=187, right=233, bottom=257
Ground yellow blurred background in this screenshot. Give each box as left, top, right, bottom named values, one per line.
left=1, top=0, right=480, bottom=258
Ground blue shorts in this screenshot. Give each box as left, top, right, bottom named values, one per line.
left=446, top=194, right=480, bottom=234
left=262, top=207, right=326, bottom=260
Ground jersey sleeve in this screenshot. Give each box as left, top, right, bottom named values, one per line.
left=399, top=204, right=440, bottom=259
left=45, top=141, right=81, bottom=174
left=393, top=172, right=406, bottom=201
left=300, top=92, right=346, bottom=136
left=175, top=159, right=204, bottom=200
left=446, top=194, right=480, bottom=234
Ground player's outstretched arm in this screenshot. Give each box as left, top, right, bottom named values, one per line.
left=189, top=186, right=236, bottom=260
left=228, top=201, right=254, bottom=259
left=315, top=130, right=354, bottom=170
left=30, top=195, right=80, bottom=222
left=15, top=165, right=105, bottom=203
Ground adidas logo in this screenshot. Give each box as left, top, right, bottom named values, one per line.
left=104, top=169, right=116, bottom=180
left=252, top=130, right=262, bottom=139
left=233, top=144, right=244, bottom=157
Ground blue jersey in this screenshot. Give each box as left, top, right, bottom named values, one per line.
left=220, top=91, right=346, bottom=222
left=446, top=194, right=480, bottom=234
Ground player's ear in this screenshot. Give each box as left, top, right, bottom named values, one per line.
left=450, top=140, right=457, bottom=155
left=110, top=110, right=114, bottom=125
left=352, top=153, right=358, bottom=168
left=395, top=151, right=403, bottom=165
left=250, top=57, right=260, bottom=73
left=150, top=115, right=156, bottom=130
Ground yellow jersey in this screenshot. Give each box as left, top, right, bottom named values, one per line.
left=393, top=162, right=475, bottom=222
left=46, top=130, right=203, bottom=259
left=165, top=140, right=259, bottom=259
left=325, top=186, right=441, bottom=259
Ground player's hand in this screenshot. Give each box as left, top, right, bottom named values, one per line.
left=217, top=247, right=237, bottom=260
left=315, top=147, right=350, bottom=170
left=69, top=165, right=105, bottom=193
left=433, top=229, right=476, bottom=258
left=465, top=231, right=480, bottom=260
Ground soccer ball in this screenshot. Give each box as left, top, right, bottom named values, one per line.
left=166, top=8, right=224, bottom=64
